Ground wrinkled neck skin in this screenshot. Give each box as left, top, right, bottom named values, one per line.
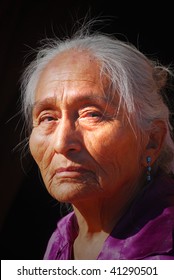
left=73, top=172, right=146, bottom=236
left=72, top=173, right=147, bottom=260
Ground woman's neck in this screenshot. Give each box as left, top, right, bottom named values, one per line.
left=73, top=189, right=135, bottom=235
left=72, top=195, right=133, bottom=260
left=71, top=175, right=145, bottom=259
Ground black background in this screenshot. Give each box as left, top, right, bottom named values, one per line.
left=0, top=0, right=174, bottom=259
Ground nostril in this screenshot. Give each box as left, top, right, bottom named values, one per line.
left=54, top=138, right=82, bottom=155
left=68, top=145, right=81, bottom=153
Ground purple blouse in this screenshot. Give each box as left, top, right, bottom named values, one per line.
left=43, top=172, right=174, bottom=260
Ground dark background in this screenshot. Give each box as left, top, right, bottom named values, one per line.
left=0, top=0, right=174, bottom=259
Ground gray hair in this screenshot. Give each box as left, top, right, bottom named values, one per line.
left=20, top=27, right=174, bottom=174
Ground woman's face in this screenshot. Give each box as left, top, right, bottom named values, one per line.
left=29, top=50, right=146, bottom=204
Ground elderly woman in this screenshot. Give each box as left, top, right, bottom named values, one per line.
left=21, top=25, right=174, bottom=260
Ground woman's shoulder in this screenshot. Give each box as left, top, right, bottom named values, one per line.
left=43, top=211, right=77, bottom=259
left=105, top=173, right=174, bottom=260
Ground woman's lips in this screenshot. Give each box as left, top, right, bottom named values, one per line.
left=55, top=166, right=91, bottom=178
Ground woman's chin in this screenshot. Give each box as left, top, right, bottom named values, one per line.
left=48, top=181, right=102, bottom=203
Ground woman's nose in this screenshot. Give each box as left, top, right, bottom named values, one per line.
left=53, top=117, right=82, bottom=155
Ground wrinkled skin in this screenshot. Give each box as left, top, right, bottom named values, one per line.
left=29, top=50, right=147, bottom=205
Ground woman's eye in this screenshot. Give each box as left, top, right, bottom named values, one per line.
left=39, top=115, right=57, bottom=123
left=92, top=112, right=102, bottom=117
left=81, top=111, right=102, bottom=118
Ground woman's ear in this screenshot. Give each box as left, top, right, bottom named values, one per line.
left=142, top=120, right=167, bottom=166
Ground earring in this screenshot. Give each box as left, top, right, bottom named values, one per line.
left=146, top=156, right=152, bottom=182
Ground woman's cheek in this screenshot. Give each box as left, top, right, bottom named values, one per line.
left=85, top=126, right=117, bottom=156
left=29, top=129, right=47, bottom=165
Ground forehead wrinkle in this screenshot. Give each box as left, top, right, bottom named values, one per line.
left=75, top=94, right=117, bottom=108
left=33, top=94, right=102, bottom=107
left=39, top=68, right=100, bottom=84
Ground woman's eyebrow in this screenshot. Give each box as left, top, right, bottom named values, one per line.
left=76, top=95, right=108, bottom=104
left=71, top=94, right=118, bottom=109
left=32, top=97, right=58, bottom=116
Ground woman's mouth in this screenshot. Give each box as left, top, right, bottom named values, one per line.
left=55, top=166, right=91, bottom=178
